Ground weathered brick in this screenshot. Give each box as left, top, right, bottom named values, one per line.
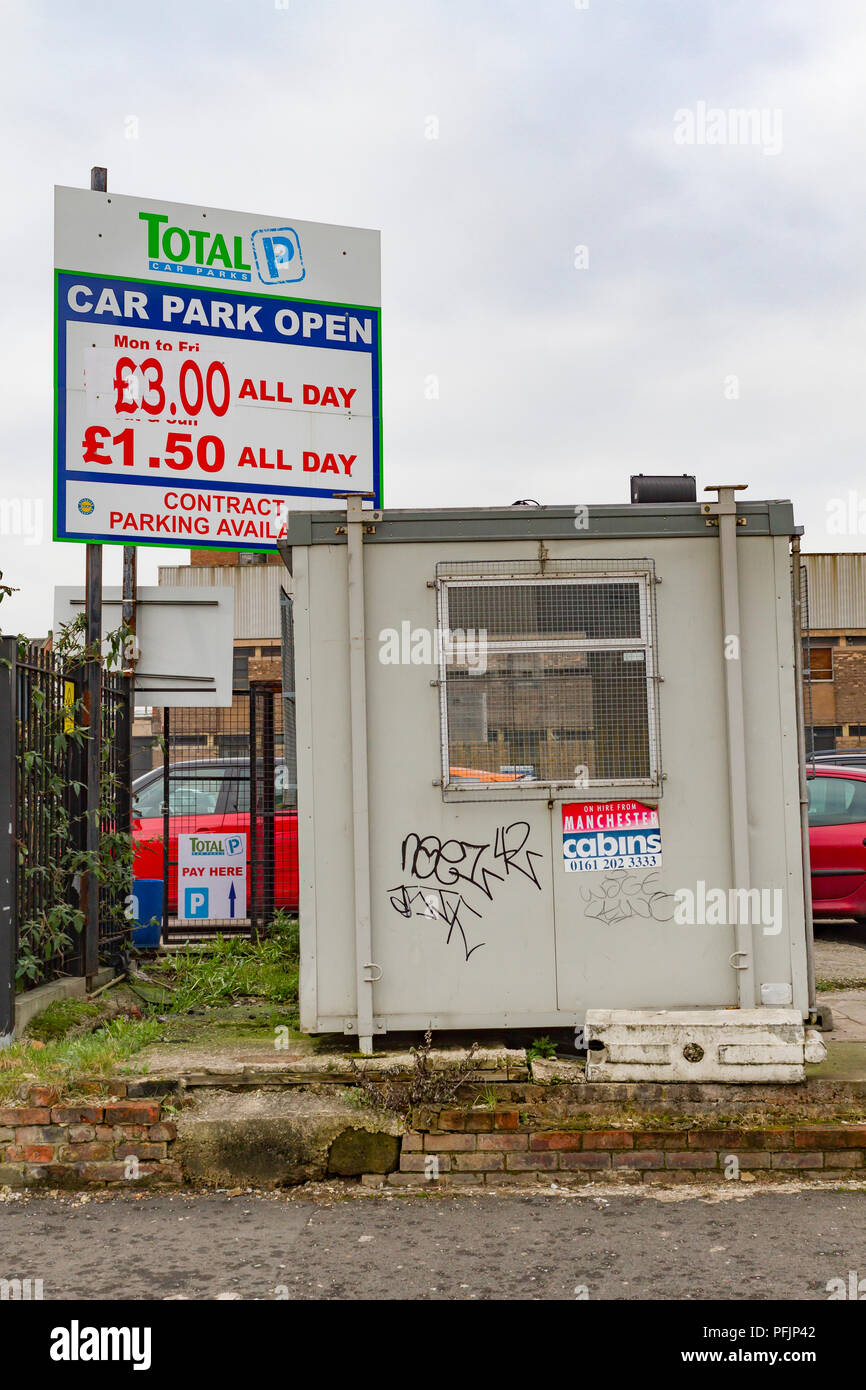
left=494, top=1109, right=520, bottom=1131
left=823, top=1150, right=864, bottom=1168
left=58, top=1143, right=113, bottom=1162
left=530, top=1132, right=582, bottom=1152
left=452, top=1153, right=504, bottom=1172
left=505, top=1152, right=557, bottom=1171
left=794, top=1126, right=866, bottom=1150
left=102, top=1102, right=160, bottom=1126
left=115, top=1143, right=167, bottom=1161
left=148, top=1121, right=177, bottom=1143
left=136, top=1160, right=182, bottom=1184
left=424, top=1134, right=476, bottom=1151
left=583, top=1131, right=634, bottom=1151
left=436, top=1110, right=466, bottom=1132
left=559, top=1152, right=611, bottom=1170
left=14, top=1126, right=64, bottom=1144
left=771, top=1151, right=824, bottom=1169
left=68, top=1124, right=96, bottom=1143
left=633, top=1130, right=687, bottom=1150
left=400, top=1153, right=451, bottom=1173
left=689, top=1129, right=792, bottom=1150
left=665, top=1151, right=719, bottom=1170
left=494, top=1171, right=550, bottom=1187
left=477, top=1134, right=528, bottom=1151
left=0, top=1163, right=31, bottom=1187
left=733, top=1153, right=772, bottom=1170
left=0, top=1108, right=50, bottom=1125
left=400, top=1132, right=423, bottom=1152
left=465, top=1112, right=494, bottom=1132
left=27, top=1086, right=60, bottom=1108
left=79, top=1162, right=129, bottom=1182
left=612, top=1149, right=665, bottom=1170
left=51, top=1107, right=103, bottom=1126
left=21, top=1144, right=53, bottom=1163
left=0, top=1129, right=14, bottom=1144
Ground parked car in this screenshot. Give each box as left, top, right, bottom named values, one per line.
left=808, top=751, right=866, bottom=770
left=132, top=759, right=298, bottom=914
left=808, top=766, right=866, bottom=921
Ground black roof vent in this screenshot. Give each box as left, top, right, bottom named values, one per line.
left=630, top=474, right=697, bottom=504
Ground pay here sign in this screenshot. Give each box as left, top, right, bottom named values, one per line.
left=178, top=832, right=247, bottom=921
left=54, top=187, right=382, bottom=550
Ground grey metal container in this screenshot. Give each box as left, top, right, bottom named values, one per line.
left=279, top=492, right=812, bottom=1049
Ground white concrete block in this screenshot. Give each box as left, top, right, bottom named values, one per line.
left=585, top=1008, right=806, bottom=1083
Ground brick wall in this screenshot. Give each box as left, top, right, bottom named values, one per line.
left=832, top=647, right=866, bottom=726
left=190, top=551, right=281, bottom=567
left=0, top=1084, right=181, bottom=1189
left=383, top=1107, right=866, bottom=1188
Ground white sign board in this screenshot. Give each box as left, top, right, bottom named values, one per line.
left=178, top=831, right=247, bottom=921
left=53, top=584, right=234, bottom=706
left=54, top=187, right=382, bottom=551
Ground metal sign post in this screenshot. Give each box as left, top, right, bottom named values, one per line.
left=118, top=541, right=137, bottom=838
left=81, top=165, right=106, bottom=985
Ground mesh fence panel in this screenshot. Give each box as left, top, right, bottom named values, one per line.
left=436, top=559, right=661, bottom=789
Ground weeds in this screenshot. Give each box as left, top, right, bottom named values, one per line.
left=150, top=914, right=299, bottom=1022
left=527, top=1035, right=557, bottom=1063
left=0, top=1016, right=163, bottom=1100
left=350, top=1030, right=479, bottom=1119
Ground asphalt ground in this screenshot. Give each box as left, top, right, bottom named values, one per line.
left=2, top=1185, right=865, bottom=1301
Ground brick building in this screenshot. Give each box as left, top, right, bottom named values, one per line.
left=802, top=553, right=866, bottom=753
left=143, top=549, right=285, bottom=766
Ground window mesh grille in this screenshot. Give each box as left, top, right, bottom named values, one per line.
left=436, top=559, right=660, bottom=790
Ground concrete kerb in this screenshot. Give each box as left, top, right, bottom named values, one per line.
left=13, top=969, right=115, bottom=1038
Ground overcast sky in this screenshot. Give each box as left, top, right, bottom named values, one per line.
left=1, top=0, right=864, bottom=634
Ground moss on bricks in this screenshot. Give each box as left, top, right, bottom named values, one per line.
left=327, top=1129, right=399, bottom=1176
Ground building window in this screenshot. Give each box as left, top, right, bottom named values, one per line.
left=805, top=646, right=833, bottom=681
left=436, top=561, right=660, bottom=789
left=233, top=648, right=252, bottom=692
left=239, top=552, right=267, bottom=566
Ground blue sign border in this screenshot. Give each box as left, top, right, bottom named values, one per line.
left=54, top=269, right=382, bottom=549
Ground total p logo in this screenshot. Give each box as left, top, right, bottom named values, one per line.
left=251, top=226, right=305, bottom=285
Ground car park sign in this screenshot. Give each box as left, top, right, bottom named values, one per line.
left=178, top=832, right=247, bottom=920
left=54, top=187, right=382, bottom=550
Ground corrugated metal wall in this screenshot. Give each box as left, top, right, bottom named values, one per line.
left=158, top=565, right=283, bottom=639
left=802, top=554, right=866, bottom=630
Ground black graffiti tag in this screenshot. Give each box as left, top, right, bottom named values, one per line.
left=401, top=832, right=502, bottom=900
left=392, top=824, right=543, bottom=959
left=387, top=885, right=485, bottom=961
left=493, top=821, right=543, bottom=890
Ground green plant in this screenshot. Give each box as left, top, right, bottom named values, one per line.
left=152, top=914, right=300, bottom=1021
left=475, top=1084, right=497, bottom=1109
left=13, top=610, right=135, bottom=987
left=527, top=1035, right=557, bottom=1063
left=0, top=1015, right=162, bottom=1101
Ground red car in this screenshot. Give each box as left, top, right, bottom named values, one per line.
left=808, top=765, right=866, bottom=921
left=132, top=758, right=298, bottom=914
